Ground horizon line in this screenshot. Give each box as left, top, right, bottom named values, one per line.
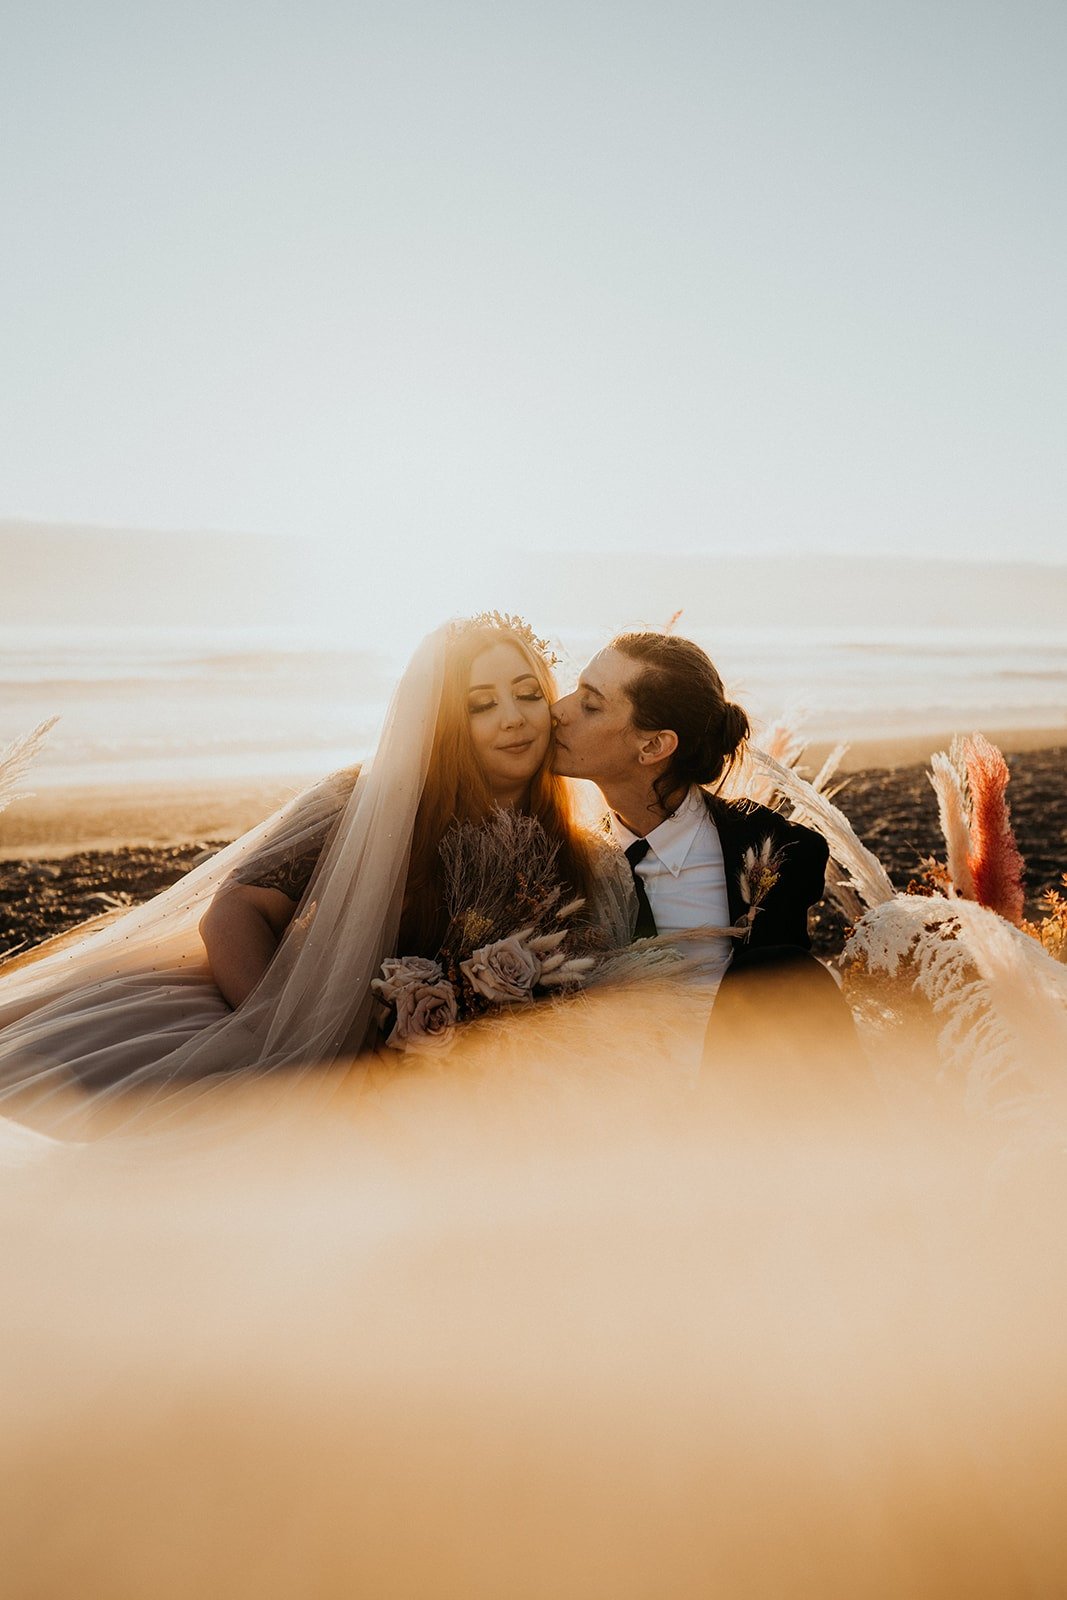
left=1, top=517, right=1065, bottom=570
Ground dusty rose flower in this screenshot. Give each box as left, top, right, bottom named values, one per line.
left=460, top=934, right=541, bottom=1004
left=372, top=956, right=442, bottom=1005
left=386, top=979, right=458, bottom=1053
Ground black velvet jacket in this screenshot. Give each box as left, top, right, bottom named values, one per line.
left=700, top=790, right=829, bottom=956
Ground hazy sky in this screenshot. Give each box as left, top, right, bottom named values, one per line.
left=2, top=0, right=1064, bottom=604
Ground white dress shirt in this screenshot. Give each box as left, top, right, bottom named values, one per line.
left=609, top=785, right=734, bottom=991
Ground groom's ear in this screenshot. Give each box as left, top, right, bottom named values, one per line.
left=637, top=729, right=679, bottom=766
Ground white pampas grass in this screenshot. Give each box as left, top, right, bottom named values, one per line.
left=810, top=742, right=848, bottom=799
left=746, top=746, right=896, bottom=910
left=846, top=893, right=1067, bottom=1129
left=929, top=740, right=975, bottom=900
left=847, top=896, right=997, bottom=1061
left=822, top=867, right=866, bottom=929
left=723, top=720, right=849, bottom=809
left=0, top=718, right=58, bottom=819
left=723, top=729, right=857, bottom=922
left=948, top=898, right=1067, bottom=1111
left=738, top=732, right=856, bottom=923
left=726, top=720, right=808, bottom=806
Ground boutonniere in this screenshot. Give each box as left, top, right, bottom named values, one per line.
left=736, top=835, right=787, bottom=939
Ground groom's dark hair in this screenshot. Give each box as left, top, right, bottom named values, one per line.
left=610, top=632, right=750, bottom=813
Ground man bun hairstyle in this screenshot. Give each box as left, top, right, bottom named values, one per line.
left=610, top=631, right=750, bottom=812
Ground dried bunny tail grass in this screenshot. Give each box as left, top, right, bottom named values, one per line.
left=963, top=734, right=1026, bottom=926
left=929, top=750, right=975, bottom=900
left=0, top=717, right=59, bottom=818
left=746, top=746, right=896, bottom=909
left=846, top=894, right=1067, bottom=1128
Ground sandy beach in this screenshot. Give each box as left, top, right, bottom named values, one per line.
left=2, top=735, right=1064, bottom=962
left=3, top=739, right=1066, bottom=1598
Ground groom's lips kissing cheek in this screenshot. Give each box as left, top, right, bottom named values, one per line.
left=551, top=649, right=637, bottom=781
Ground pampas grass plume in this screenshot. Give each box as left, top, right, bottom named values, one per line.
left=746, top=746, right=896, bottom=910
left=0, top=717, right=59, bottom=818
left=964, top=734, right=1026, bottom=926
left=928, top=750, right=976, bottom=900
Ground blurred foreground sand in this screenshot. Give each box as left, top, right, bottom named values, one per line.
left=2, top=993, right=1066, bottom=1598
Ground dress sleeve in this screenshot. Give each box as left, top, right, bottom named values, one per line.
left=231, top=842, right=325, bottom=903
left=226, top=765, right=360, bottom=905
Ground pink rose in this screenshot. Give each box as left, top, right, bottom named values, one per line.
left=372, top=956, right=443, bottom=1005
left=460, top=935, right=541, bottom=1004
left=386, top=979, right=458, bottom=1054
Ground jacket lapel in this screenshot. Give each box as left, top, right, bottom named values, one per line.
left=607, top=790, right=765, bottom=935
left=701, top=790, right=750, bottom=928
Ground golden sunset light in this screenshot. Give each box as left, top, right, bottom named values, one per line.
left=2, top=1, right=1065, bottom=1594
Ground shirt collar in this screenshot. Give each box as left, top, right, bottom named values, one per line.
left=609, top=786, right=707, bottom=878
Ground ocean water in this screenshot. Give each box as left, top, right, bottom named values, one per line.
left=1, top=623, right=1064, bottom=789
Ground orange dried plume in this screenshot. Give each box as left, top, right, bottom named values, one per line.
left=964, top=734, right=1026, bottom=926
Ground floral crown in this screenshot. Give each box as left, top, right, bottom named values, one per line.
left=449, top=610, right=560, bottom=667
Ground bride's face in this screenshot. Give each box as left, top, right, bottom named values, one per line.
left=466, top=641, right=552, bottom=804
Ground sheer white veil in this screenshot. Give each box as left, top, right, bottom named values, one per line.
left=0, top=626, right=447, bottom=1135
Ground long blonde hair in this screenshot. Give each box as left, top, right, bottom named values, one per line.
left=401, top=620, right=592, bottom=955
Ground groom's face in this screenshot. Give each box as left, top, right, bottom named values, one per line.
left=551, top=648, right=647, bottom=783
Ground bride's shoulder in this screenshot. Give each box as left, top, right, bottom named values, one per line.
left=578, top=822, right=625, bottom=877
left=578, top=806, right=616, bottom=842
left=309, top=762, right=361, bottom=805
left=573, top=824, right=631, bottom=947
left=320, top=762, right=361, bottom=813
left=277, top=763, right=361, bottom=826
left=227, top=763, right=362, bottom=895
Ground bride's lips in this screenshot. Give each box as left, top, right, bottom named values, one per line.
left=497, top=738, right=535, bottom=754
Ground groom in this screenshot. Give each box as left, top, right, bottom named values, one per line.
left=551, top=631, right=852, bottom=1064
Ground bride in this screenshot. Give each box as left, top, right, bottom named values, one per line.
left=0, top=614, right=631, bottom=1138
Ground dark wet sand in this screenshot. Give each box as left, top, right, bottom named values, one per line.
left=1, top=747, right=1064, bottom=961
